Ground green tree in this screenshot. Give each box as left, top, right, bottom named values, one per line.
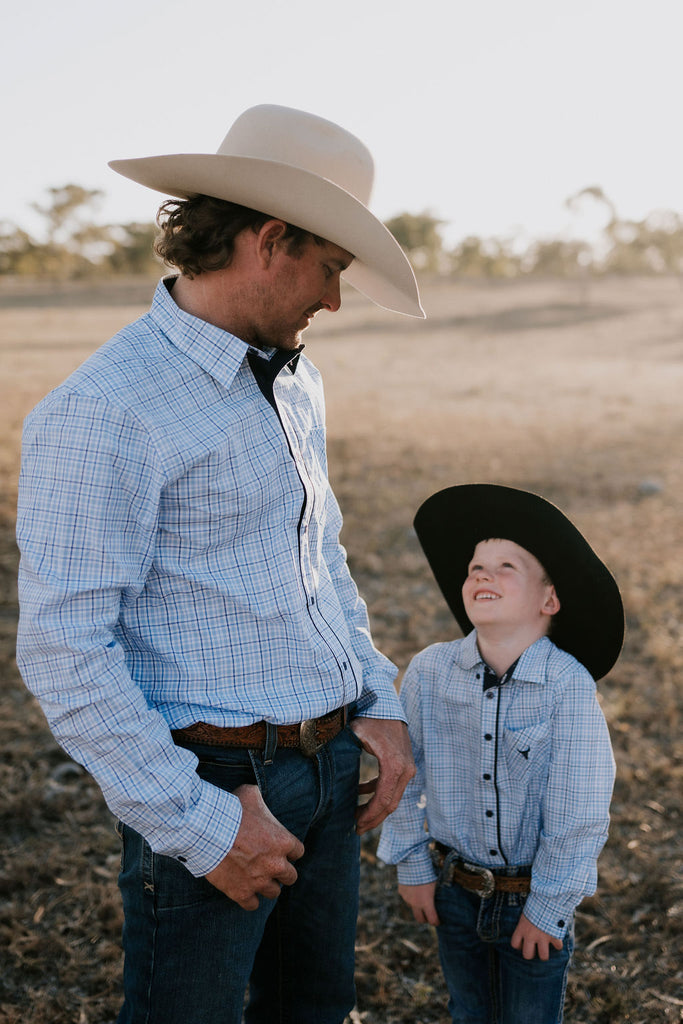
left=450, top=236, right=523, bottom=278
left=384, top=211, right=445, bottom=272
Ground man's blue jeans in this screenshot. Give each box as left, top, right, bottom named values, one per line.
left=434, top=875, right=574, bottom=1024
left=116, top=727, right=363, bottom=1024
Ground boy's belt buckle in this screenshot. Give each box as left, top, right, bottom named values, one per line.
left=463, top=862, right=496, bottom=899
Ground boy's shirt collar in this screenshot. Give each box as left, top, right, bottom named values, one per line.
left=455, top=630, right=555, bottom=686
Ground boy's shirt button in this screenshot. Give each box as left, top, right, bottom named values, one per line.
left=484, top=733, right=492, bottom=740
left=486, top=810, right=494, bottom=817
left=483, top=773, right=491, bottom=780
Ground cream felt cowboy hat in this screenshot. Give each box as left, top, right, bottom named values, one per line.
left=109, top=104, right=424, bottom=318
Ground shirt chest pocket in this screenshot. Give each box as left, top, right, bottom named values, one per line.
left=501, top=719, right=551, bottom=783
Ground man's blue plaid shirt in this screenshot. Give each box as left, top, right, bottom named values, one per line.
left=377, top=632, right=615, bottom=938
left=16, top=279, right=400, bottom=876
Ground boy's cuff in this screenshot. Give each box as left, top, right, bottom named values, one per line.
left=523, top=893, right=575, bottom=939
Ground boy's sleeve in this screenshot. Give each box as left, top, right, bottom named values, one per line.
left=376, top=658, right=437, bottom=884
left=524, top=667, right=616, bottom=938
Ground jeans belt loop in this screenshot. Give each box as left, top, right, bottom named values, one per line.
left=263, top=722, right=278, bottom=765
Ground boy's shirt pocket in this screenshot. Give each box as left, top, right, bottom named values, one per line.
left=501, top=719, right=552, bottom=784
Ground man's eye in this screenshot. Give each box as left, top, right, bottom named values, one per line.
left=323, top=265, right=333, bottom=279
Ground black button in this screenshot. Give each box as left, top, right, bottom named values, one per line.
left=486, top=692, right=494, bottom=699
left=486, top=810, right=494, bottom=817
left=483, top=773, right=491, bottom=781
left=476, top=673, right=481, bottom=680
left=484, top=733, right=492, bottom=741
left=177, top=856, right=187, bottom=863
left=558, top=919, right=565, bottom=928
left=490, top=849, right=498, bottom=856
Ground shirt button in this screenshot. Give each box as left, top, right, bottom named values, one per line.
left=476, top=673, right=481, bottom=680
left=484, top=733, right=492, bottom=741
left=483, top=773, right=491, bottom=781
left=490, top=849, right=498, bottom=857
left=558, top=919, right=565, bottom=928
left=177, top=856, right=187, bottom=863
left=486, top=692, right=494, bottom=699
left=486, top=810, right=494, bottom=817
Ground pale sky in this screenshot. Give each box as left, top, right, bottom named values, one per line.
left=4, top=0, right=682, bottom=248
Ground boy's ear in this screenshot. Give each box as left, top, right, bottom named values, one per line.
left=543, top=586, right=561, bottom=618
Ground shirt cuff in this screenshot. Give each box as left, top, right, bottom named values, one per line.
left=354, top=682, right=406, bottom=722
left=151, top=780, right=244, bottom=878
left=522, top=892, right=575, bottom=939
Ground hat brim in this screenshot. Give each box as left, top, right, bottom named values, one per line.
left=413, top=484, right=624, bottom=680
left=108, top=153, right=425, bottom=319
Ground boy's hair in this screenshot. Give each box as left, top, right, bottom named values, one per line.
left=154, top=195, right=322, bottom=277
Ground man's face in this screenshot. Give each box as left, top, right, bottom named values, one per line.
left=461, top=538, right=559, bottom=633
left=253, top=236, right=353, bottom=351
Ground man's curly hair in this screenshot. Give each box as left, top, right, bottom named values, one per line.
left=154, top=195, right=315, bottom=277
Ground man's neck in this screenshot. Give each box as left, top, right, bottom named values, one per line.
left=171, top=271, right=256, bottom=343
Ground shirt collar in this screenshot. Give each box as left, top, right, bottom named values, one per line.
left=454, top=630, right=554, bottom=685
left=148, top=277, right=302, bottom=390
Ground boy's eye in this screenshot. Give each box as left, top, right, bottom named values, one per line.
left=323, top=264, right=333, bottom=279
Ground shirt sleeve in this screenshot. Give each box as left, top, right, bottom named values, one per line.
left=16, top=390, right=243, bottom=877
left=376, top=658, right=437, bottom=883
left=524, top=666, right=616, bottom=938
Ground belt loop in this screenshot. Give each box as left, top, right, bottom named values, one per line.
left=262, top=722, right=278, bottom=765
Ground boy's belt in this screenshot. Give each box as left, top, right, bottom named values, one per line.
left=432, top=841, right=531, bottom=898
left=171, top=706, right=347, bottom=757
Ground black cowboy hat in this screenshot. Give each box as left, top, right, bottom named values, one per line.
left=413, top=484, right=624, bottom=680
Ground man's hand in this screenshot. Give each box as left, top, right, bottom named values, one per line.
left=398, top=881, right=440, bottom=926
left=511, top=911, right=564, bottom=960
left=349, top=717, right=415, bottom=834
left=204, top=784, right=304, bottom=911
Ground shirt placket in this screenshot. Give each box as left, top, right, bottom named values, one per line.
left=272, top=369, right=358, bottom=705
left=480, top=675, right=505, bottom=864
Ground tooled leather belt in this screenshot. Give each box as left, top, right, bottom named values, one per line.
left=171, top=706, right=347, bottom=758
left=432, top=841, right=531, bottom=897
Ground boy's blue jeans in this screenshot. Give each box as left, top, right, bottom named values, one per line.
left=116, top=727, right=363, bottom=1024
left=434, top=872, right=574, bottom=1024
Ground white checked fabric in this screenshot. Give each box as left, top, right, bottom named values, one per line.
left=377, top=632, right=615, bottom=938
left=16, top=278, right=400, bottom=876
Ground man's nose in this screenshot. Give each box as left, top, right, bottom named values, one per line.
left=321, top=275, right=342, bottom=313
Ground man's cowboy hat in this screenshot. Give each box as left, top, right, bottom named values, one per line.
left=413, top=484, right=624, bottom=680
left=109, top=104, right=424, bottom=319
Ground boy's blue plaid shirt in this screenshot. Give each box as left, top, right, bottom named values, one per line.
left=377, top=632, right=615, bottom=938
left=16, top=279, right=400, bottom=877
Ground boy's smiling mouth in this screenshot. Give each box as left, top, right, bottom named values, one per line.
left=474, top=590, right=500, bottom=601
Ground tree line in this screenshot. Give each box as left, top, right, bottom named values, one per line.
left=2, top=184, right=682, bottom=281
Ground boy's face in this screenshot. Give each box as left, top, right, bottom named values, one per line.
left=462, top=539, right=560, bottom=635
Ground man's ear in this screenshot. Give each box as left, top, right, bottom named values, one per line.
left=542, top=586, right=561, bottom=618
left=255, top=219, right=289, bottom=267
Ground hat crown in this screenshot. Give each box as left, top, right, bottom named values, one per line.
left=217, top=104, right=374, bottom=206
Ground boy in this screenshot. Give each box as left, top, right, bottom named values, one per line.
left=377, top=484, right=623, bottom=1024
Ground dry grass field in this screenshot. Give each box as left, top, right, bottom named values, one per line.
left=0, top=274, right=681, bottom=1022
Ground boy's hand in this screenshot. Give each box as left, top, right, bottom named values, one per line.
left=511, top=911, right=564, bottom=960
left=397, top=881, right=440, bottom=926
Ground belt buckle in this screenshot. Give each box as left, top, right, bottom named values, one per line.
left=299, top=719, right=323, bottom=758
left=463, top=862, right=496, bottom=899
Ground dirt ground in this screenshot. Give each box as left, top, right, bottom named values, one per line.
left=0, top=275, right=681, bottom=1022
